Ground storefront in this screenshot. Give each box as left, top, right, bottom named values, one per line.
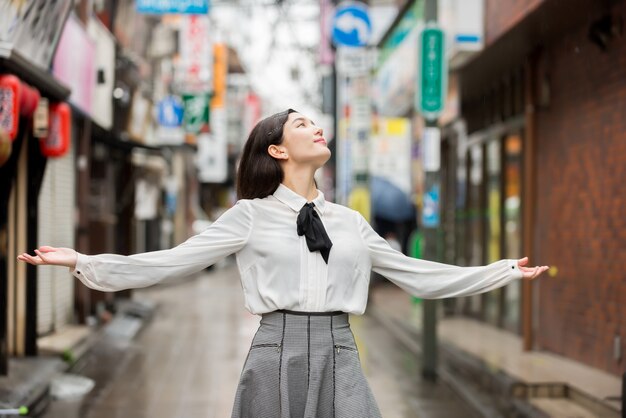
left=439, top=62, right=527, bottom=334
left=0, top=0, right=73, bottom=373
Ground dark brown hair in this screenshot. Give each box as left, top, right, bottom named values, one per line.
left=236, top=109, right=297, bottom=200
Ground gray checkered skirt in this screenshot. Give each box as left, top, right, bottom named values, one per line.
left=231, top=310, right=382, bottom=418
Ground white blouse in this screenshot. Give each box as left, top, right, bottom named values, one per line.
left=70, top=183, right=523, bottom=315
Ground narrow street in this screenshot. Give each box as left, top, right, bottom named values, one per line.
left=68, top=261, right=475, bottom=418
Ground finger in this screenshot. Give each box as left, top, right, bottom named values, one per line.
left=22, top=253, right=41, bottom=265
left=518, top=257, right=529, bottom=267
left=34, top=249, right=48, bottom=262
left=39, top=246, right=57, bottom=251
left=523, top=266, right=538, bottom=280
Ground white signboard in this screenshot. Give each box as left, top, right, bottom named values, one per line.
left=438, top=0, right=484, bottom=68
left=369, top=117, right=412, bottom=194
left=178, top=15, right=212, bottom=89
left=87, top=18, right=115, bottom=130
left=374, top=25, right=420, bottom=116
left=422, top=127, right=441, bottom=172
left=336, top=47, right=374, bottom=76
left=196, top=108, right=227, bottom=183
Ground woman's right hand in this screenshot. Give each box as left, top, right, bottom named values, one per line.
left=17, top=246, right=78, bottom=269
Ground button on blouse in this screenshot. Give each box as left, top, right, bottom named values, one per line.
left=70, top=183, right=523, bottom=315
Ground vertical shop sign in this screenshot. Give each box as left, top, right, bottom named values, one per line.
left=319, top=0, right=335, bottom=65
left=178, top=15, right=212, bottom=90
left=182, top=93, right=209, bottom=134
left=33, top=97, right=49, bottom=138
left=211, top=43, right=228, bottom=109
left=422, top=126, right=441, bottom=171
left=417, top=25, right=446, bottom=119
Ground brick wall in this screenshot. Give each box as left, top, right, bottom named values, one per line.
left=533, top=1, right=626, bottom=376
left=485, top=0, right=545, bottom=45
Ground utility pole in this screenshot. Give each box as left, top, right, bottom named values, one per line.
left=420, top=0, right=445, bottom=382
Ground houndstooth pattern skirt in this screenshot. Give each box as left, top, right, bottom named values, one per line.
left=231, top=310, right=382, bottom=418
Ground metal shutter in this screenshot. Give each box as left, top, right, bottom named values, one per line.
left=37, top=138, right=75, bottom=335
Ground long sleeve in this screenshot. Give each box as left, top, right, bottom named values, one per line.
left=70, top=200, right=254, bottom=291
left=356, top=212, right=523, bottom=299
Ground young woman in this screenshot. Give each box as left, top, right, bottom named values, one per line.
left=18, top=109, right=548, bottom=418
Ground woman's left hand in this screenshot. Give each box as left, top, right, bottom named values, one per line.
left=517, top=257, right=549, bottom=280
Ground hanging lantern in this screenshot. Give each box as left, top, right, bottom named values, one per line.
left=40, top=103, right=71, bottom=158
left=0, top=75, right=21, bottom=141
left=19, top=82, right=40, bottom=117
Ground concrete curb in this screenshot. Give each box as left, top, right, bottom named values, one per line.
left=367, top=305, right=589, bottom=418
left=0, top=298, right=157, bottom=417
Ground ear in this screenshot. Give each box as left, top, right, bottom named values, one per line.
left=268, top=144, right=288, bottom=160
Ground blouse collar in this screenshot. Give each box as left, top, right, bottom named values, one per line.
left=272, top=183, right=327, bottom=215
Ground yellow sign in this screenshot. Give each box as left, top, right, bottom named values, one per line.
left=211, top=43, right=228, bottom=109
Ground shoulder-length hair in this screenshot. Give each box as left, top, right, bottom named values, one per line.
left=236, top=109, right=297, bottom=200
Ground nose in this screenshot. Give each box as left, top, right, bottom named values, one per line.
left=315, top=126, right=323, bottom=136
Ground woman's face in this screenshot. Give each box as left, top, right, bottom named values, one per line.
left=271, top=112, right=331, bottom=168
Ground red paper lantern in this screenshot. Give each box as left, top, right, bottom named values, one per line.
left=40, top=103, right=71, bottom=158
left=0, top=74, right=21, bottom=141
left=19, top=83, right=40, bottom=116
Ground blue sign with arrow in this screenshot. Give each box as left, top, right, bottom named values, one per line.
left=157, top=96, right=184, bottom=128
left=332, top=2, right=372, bottom=47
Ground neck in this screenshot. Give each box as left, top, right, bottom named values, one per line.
left=282, top=167, right=318, bottom=201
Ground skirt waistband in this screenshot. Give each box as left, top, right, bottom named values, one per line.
left=260, top=310, right=350, bottom=328
left=273, top=309, right=345, bottom=317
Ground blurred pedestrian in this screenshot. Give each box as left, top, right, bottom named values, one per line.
left=18, top=109, right=549, bottom=418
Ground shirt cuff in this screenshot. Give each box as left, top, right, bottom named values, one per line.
left=507, top=259, right=523, bottom=280
left=69, top=252, right=89, bottom=279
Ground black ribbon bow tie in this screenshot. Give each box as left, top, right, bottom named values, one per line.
left=296, top=202, right=333, bottom=264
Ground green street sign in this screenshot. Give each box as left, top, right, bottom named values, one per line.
left=182, top=93, right=210, bottom=134
left=417, top=26, right=447, bottom=119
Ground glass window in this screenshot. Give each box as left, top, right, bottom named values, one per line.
left=484, top=138, right=502, bottom=326
left=503, top=132, right=523, bottom=333
left=466, top=144, right=485, bottom=317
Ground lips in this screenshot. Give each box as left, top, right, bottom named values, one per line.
left=314, top=138, right=326, bottom=144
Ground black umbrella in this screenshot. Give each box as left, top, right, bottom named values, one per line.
left=370, top=176, right=416, bottom=222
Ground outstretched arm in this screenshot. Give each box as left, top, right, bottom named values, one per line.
left=18, top=200, right=254, bottom=291
left=355, top=212, right=548, bottom=299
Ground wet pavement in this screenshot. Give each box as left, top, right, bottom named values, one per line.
left=49, top=261, right=475, bottom=418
